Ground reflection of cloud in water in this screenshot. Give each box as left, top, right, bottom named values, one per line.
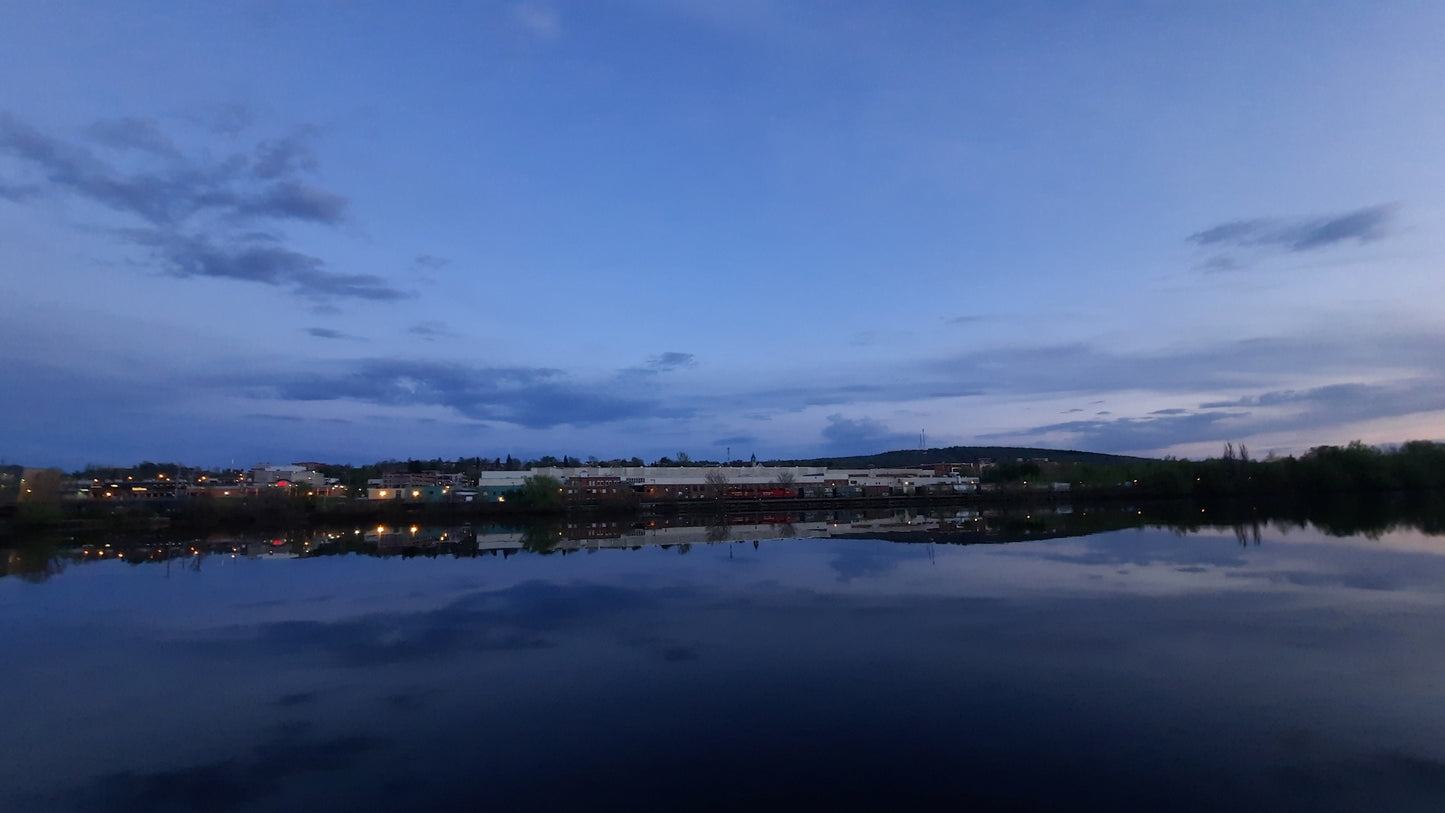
left=75, top=733, right=381, bottom=813
left=829, top=546, right=907, bottom=582
left=1274, top=750, right=1445, bottom=809
left=1018, top=532, right=1251, bottom=570
left=199, top=581, right=686, bottom=669
left=272, top=691, right=318, bottom=707
left=1248, top=569, right=1401, bottom=592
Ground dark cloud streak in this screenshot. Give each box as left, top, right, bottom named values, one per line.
left=1189, top=204, right=1396, bottom=254
left=822, top=414, right=916, bottom=451
left=984, top=377, right=1445, bottom=452
left=83, top=115, right=179, bottom=157
left=246, top=358, right=693, bottom=429
left=131, top=230, right=408, bottom=301
left=305, top=327, right=366, bottom=341
left=0, top=110, right=389, bottom=302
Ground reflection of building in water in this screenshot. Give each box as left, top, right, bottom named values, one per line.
left=473, top=466, right=983, bottom=504
left=461, top=512, right=987, bottom=552
left=365, top=525, right=463, bottom=548
left=31, top=505, right=1081, bottom=571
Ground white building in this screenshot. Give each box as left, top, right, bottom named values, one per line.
left=248, top=463, right=325, bottom=487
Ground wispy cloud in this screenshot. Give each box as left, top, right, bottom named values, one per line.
left=251, top=135, right=319, bottom=179
left=0, top=111, right=398, bottom=302
left=83, top=116, right=179, bottom=157
left=305, top=327, right=367, bottom=341
left=983, top=376, right=1445, bottom=452
left=0, top=111, right=350, bottom=227
left=128, top=231, right=408, bottom=301
left=512, top=3, right=560, bottom=39
left=821, top=414, right=916, bottom=451
left=408, top=321, right=454, bottom=340
left=618, top=351, right=699, bottom=380
left=1189, top=204, right=1397, bottom=255
left=245, top=359, right=694, bottom=429
left=650, top=352, right=697, bottom=370
left=0, top=182, right=40, bottom=201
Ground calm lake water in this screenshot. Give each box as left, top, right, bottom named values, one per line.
left=5, top=506, right=1445, bottom=811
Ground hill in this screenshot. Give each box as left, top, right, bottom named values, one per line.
left=766, top=446, right=1147, bottom=469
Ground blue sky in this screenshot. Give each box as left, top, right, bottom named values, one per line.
left=3, top=1, right=1444, bottom=469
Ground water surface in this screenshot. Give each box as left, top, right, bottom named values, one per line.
left=5, top=510, right=1445, bottom=811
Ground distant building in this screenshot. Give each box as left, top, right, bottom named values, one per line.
left=248, top=463, right=325, bottom=487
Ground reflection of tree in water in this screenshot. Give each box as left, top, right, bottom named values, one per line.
left=520, top=522, right=564, bottom=554
left=1157, top=494, right=1445, bottom=541
left=1233, top=522, right=1263, bottom=547
left=772, top=522, right=797, bottom=539
left=705, top=519, right=730, bottom=543
left=2, top=534, right=68, bottom=583
left=4, top=549, right=67, bottom=583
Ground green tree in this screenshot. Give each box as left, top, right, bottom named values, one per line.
left=519, top=475, right=564, bottom=510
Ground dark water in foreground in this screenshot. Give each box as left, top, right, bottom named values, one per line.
left=5, top=509, right=1445, bottom=811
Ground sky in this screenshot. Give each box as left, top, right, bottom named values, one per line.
left=3, top=1, right=1445, bottom=470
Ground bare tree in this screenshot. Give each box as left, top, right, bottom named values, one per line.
left=773, top=469, right=797, bottom=496
left=704, top=470, right=729, bottom=499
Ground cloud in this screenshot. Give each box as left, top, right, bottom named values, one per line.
left=131, top=231, right=408, bottom=301
left=982, top=376, right=1445, bottom=452
left=247, top=358, right=694, bottom=429
left=251, top=136, right=319, bottom=179
left=0, top=110, right=379, bottom=301
left=410, top=254, right=450, bottom=284
left=821, top=414, right=916, bottom=451
left=0, top=182, right=40, bottom=201
left=200, top=102, right=253, bottom=135
left=650, top=352, right=697, bottom=370
left=1200, top=382, right=1381, bottom=409
left=512, top=3, right=560, bottom=38
left=980, top=411, right=1247, bottom=452
left=1, top=111, right=344, bottom=227
left=1188, top=204, right=1396, bottom=254
left=238, top=179, right=348, bottom=224
left=408, top=321, right=454, bottom=340
left=618, top=352, right=699, bottom=380
left=1200, top=255, right=1242, bottom=273
left=0, top=110, right=213, bottom=224
left=305, top=327, right=366, bottom=341
left=713, top=434, right=758, bottom=447
left=246, top=413, right=305, bottom=422
left=926, top=328, right=1445, bottom=400
left=83, top=116, right=179, bottom=156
